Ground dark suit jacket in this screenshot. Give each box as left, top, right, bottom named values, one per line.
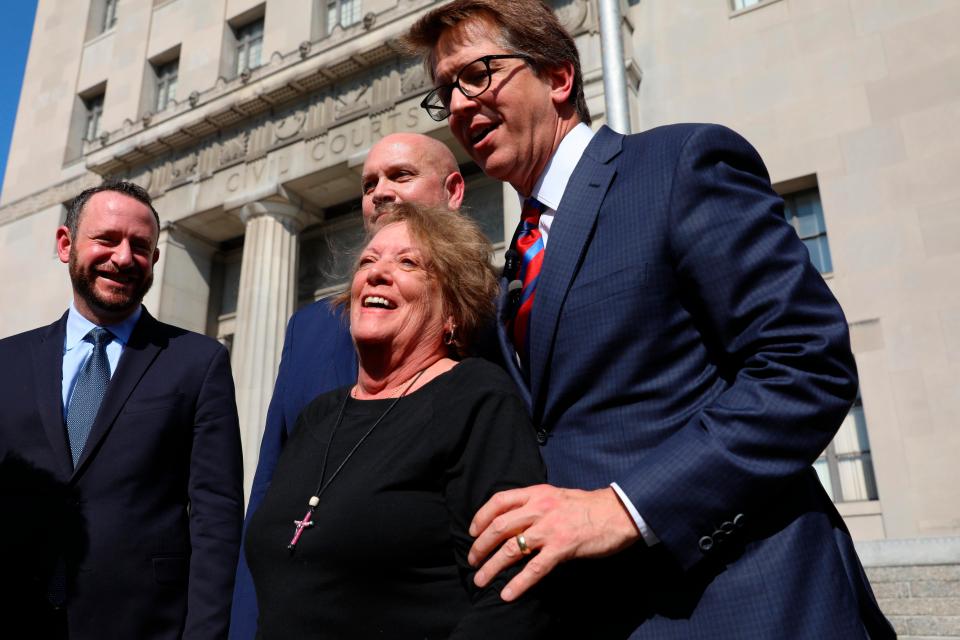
left=497, top=124, right=893, bottom=638
left=229, top=299, right=357, bottom=639
left=0, top=308, right=243, bottom=640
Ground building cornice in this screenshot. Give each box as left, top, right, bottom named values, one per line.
left=0, top=0, right=594, bottom=228
left=82, top=1, right=439, bottom=177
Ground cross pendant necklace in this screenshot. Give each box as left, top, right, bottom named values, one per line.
left=286, top=368, right=427, bottom=553
left=287, top=496, right=319, bottom=550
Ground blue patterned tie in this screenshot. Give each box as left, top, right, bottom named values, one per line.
left=66, top=327, right=113, bottom=466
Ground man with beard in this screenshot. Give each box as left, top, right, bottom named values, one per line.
left=228, top=132, right=465, bottom=639
left=0, top=181, right=243, bottom=639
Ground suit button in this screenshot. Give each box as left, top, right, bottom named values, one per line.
left=535, top=429, right=548, bottom=445
left=698, top=536, right=714, bottom=552
left=733, top=513, right=746, bottom=529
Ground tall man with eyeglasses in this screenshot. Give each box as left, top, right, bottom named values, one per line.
left=405, top=1, right=893, bottom=637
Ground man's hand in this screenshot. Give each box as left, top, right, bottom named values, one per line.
left=468, top=485, right=641, bottom=601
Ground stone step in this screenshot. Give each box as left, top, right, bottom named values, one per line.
left=868, top=565, right=960, bottom=583
left=888, top=615, right=960, bottom=637
left=878, top=597, right=960, bottom=616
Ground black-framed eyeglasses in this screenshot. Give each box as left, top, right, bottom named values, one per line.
left=420, top=54, right=532, bottom=121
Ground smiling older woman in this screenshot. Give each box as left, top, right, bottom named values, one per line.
left=244, top=203, right=550, bottom=638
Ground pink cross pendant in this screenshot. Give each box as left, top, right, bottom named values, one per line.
left=287, top=510, right=314, bottom=551
left=287, top=503, right=316, bottom=551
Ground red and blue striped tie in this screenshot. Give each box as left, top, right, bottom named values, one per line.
left=511, top=197, right=546, bottom=368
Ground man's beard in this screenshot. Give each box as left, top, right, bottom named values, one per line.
left=69, top=248, right=153, bottom=317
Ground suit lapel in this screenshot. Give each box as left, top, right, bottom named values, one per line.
left=495, top=219, right=533, bottom=410
left=72, top=310, right=165, bottom=477
left=528, top=127, right=623, bottom=420
left=495, top=276, right=533, bottom=412
left=31, top=313, right=73, bottom=478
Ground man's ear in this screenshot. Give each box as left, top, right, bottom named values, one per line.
left=547, top=60, right=576, bottom=108
left=153, top=247, right=160, bottom=265
left=445, top=172, right=466, bottom=210
left=56, top=226, right=72, bottom=265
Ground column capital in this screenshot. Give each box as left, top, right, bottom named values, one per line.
left=225, top=185, right=319, bottom=232
left=158, top=220, right=218, bottom=256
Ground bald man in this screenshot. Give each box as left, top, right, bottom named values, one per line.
left=228, top=133, right=464, bottom=639
left=360, top=132, right=465, bottom=225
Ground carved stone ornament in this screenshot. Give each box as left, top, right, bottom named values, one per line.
left=220, top=133, right=248, bottom=165
left=131, top=168, right=153, bottom=192
left=99, top=131, right=110, bottom=146
left=240, top=67, right=253, bottom=84
left=142, top=112, right=152, bottom=127
left=334, top=80, right=370, bottom=119
left=274, top=111, right=307, bottom=141
left=400, top=63, right=428, bottom=96
left=299, top=40, right=311, bottom=59
left=188, top=90, right=200, bottom=107
left=171, top=154, right=198, bottom=180
left=363, top=12, right=376, bottom=30
left=553, top=0, right=589, bottom=32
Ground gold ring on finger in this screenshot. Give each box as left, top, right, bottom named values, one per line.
left=516, top=533, right=531, bottom=555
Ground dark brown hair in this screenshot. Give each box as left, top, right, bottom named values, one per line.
left=66, top=181, right=160, bottom=237
left=404, top=0, right=591, bottom=125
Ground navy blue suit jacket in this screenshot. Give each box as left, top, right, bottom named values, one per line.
left=497, top=124, right=892, bottom=638
left=0, top=309, right=243, bottom=640
left=229, top=299, right=357, bottom=638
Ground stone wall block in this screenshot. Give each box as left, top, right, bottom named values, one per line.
left=873, top=580, right=911, bottom=598
left=906, top=614, right=960, bottom=637
left=913, top=582, right=960, bottom=598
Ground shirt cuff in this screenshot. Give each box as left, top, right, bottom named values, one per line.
left=610, top=482, right=660, bottom=546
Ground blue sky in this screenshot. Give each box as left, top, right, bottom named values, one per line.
left=0, top=1, right=38, bottom=199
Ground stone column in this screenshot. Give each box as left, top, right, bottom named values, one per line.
left=144, top=222, right=216, bottom=334
left=230, top=196, right=313, bottom=502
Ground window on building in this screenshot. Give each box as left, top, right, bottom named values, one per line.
left=154, top=59, right=178, bottom=112
left=783, top=187, right=832, bottom=274
left=234, top=19, right=264, bottom=76
left=326, top=0, right=362, bottom=34
left=814, top=397, right=879, bottom=502
left=84, top=93, right=105, bottom=141
left=731, top=0, right=764, bottom=10
left=102, top=0, right=118, bottom=32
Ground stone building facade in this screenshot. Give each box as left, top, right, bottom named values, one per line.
left=2, top=1, right=959, bottom=633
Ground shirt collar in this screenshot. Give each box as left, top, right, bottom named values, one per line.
left=525, top=122, right=595, bottom=211
left=64, top=303, right=142, bottom=352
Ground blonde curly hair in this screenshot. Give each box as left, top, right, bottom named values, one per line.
left=334, top=202, right=498, bottom=357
